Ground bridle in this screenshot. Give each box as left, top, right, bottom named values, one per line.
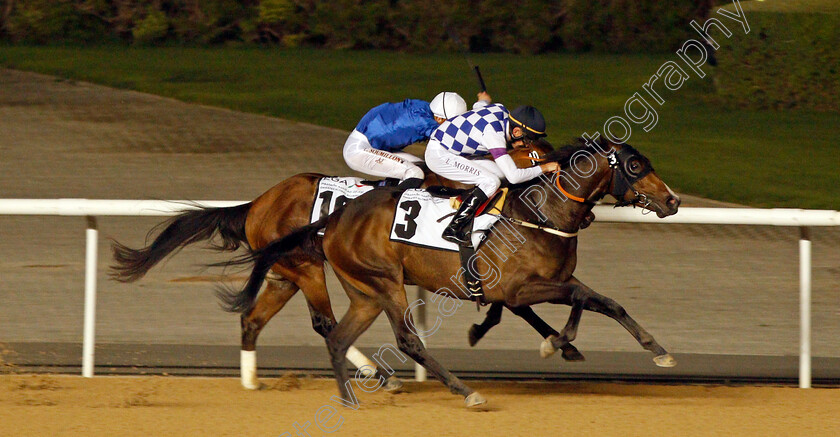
left=503, top=144, right=656, bottom=238
left=606, top=147, right=654, bottom=211
left=552, top=146, right=653, bottom=210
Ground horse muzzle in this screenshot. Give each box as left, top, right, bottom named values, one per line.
left=655, top=194, right=680, bottom=218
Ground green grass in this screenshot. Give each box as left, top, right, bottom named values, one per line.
left=0, top=45, right=837, bottom=209
left=734, top=0, right=840, bottom=14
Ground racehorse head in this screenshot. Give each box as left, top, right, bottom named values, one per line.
left=604, top=142, right=680, bottom=218
left=536, top=138, right=679, bottom=220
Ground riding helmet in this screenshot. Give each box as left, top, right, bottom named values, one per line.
left=509, top=105, right=547, bottom=139
left=430, top=92, right=467, bottom=120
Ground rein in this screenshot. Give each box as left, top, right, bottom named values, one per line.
left=497, top=145, right=658, bottom=240
left=500, top=216, right=578, bottom=238
left=554, top=177, right=587, bottom=203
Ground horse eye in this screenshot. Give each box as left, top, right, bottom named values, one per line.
left=630, top=161, right=641, bottom=171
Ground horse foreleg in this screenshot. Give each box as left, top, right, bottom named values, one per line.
left=507, top=281, right=588, bottom=361
left=467, top=302, right=504, bottom=346
left=570, top=277, right=676, bottom=367
left=470, top=303, right=562, bottom=351
left=240, top=276, right=299, bottom=389
left=503, top=305, right=564, bottom=358
left=545, top=298, right=586, bottom=362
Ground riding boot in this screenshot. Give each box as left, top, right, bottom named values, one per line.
left=396, top=177, right=424, bottom=190
left=442, top=188, right=488, bottom=247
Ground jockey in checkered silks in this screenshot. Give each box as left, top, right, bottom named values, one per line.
left=343, top=92, right=469, bottom=190
left=425, top=92, right=562, bottom=246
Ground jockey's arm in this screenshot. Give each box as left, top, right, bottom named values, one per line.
left=483, top=127, right=543, bottom=184
left=472, top=92, right=492, bottom=110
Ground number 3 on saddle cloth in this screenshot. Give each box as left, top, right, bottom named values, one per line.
left=389, top=189, right=509, bottom=305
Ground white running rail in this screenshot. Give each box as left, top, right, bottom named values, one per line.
left=1, top=198, right=838, bottom=387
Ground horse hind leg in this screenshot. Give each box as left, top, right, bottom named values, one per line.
left=302, top=270, right=404, bottom=392
left=381, top=288, right=484, bottom=408
left=328, top=276, right=403, bottom=393
left=323, top=291, right=384, bottom=405
left=240, top=275, right=299, bottom=389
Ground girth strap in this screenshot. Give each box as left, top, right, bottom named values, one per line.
left=458, top=244, right=486, bottom=307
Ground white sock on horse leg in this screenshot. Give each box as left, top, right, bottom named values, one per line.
left=240, top=350, right=260, bottom=390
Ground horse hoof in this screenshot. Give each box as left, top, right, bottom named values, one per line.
left=468, top=325, right=482, bottom=347
left=465, top=392, right=487, bottom=408
left=540, top=336, right=558, bottom=358
left=654, top=354, right=677, bottom=368
left=561, top=346, right=585, bottom=362
left=382, top=376, right=404, bottom=393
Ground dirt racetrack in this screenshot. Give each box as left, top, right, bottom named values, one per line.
left=1, top=374, right=838, bottom=437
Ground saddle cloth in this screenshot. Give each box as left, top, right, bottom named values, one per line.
left=389, top=189, right=500, bottom=252
left=309, top=176, right=375, bottom=223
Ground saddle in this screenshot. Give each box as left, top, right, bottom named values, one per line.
left=360, top=178, right=400, bottom=188
left=449, top=188, right=508, bottom=217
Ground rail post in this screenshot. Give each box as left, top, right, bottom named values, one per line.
left=82, top=216, right=98, bottom=378
left=414, top=286, right=427, bottom=382
left=799, top=227, right=812, bottom=388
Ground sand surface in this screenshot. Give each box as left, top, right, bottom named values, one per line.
left=1, top=373, right=838, bottom=437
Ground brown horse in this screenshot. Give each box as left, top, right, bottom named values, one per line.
left=225, top=138, right=680, bottom=407
left=109, top=148, right=555, bottom=390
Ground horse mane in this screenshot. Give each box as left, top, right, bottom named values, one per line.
left=503, top=136, right=619, bottom=195
left=541, top=137, right=608, bottom=169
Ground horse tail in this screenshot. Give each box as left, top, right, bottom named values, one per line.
left=216, top=216, right=328, bottom=315
left=110, top=202, right=252, bottom=283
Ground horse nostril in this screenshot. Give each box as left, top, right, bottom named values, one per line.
left=667, top=196, right=680, bottom=207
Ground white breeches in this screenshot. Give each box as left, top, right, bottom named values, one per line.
left=343, top=130, right=425, bottom=180
left=424, top=140, right=505, bottom=196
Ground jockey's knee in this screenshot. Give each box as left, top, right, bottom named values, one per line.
left=403, top=166, right=425, bottom=181
left=477, top=178, right=501, bottom=197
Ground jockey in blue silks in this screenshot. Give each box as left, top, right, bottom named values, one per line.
left=343, top=92, right=468, bottom=189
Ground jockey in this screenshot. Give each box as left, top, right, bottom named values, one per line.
left=425, top=92, right=561, bottom=246
left=343, top=92, right=468, bottom=190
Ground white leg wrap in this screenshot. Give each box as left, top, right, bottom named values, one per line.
left=540, top=336, right=558, bottom=358
left=240, top=350, right=260, bottom=390
left=346, top=346, right=377, bottom=370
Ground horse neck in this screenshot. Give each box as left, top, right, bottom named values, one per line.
left=507, top=158, right=611, bottom=231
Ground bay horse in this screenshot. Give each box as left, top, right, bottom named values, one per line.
left=109, top=149, right=558, bottom=390
left=224, top=139, right=680, bottom=407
